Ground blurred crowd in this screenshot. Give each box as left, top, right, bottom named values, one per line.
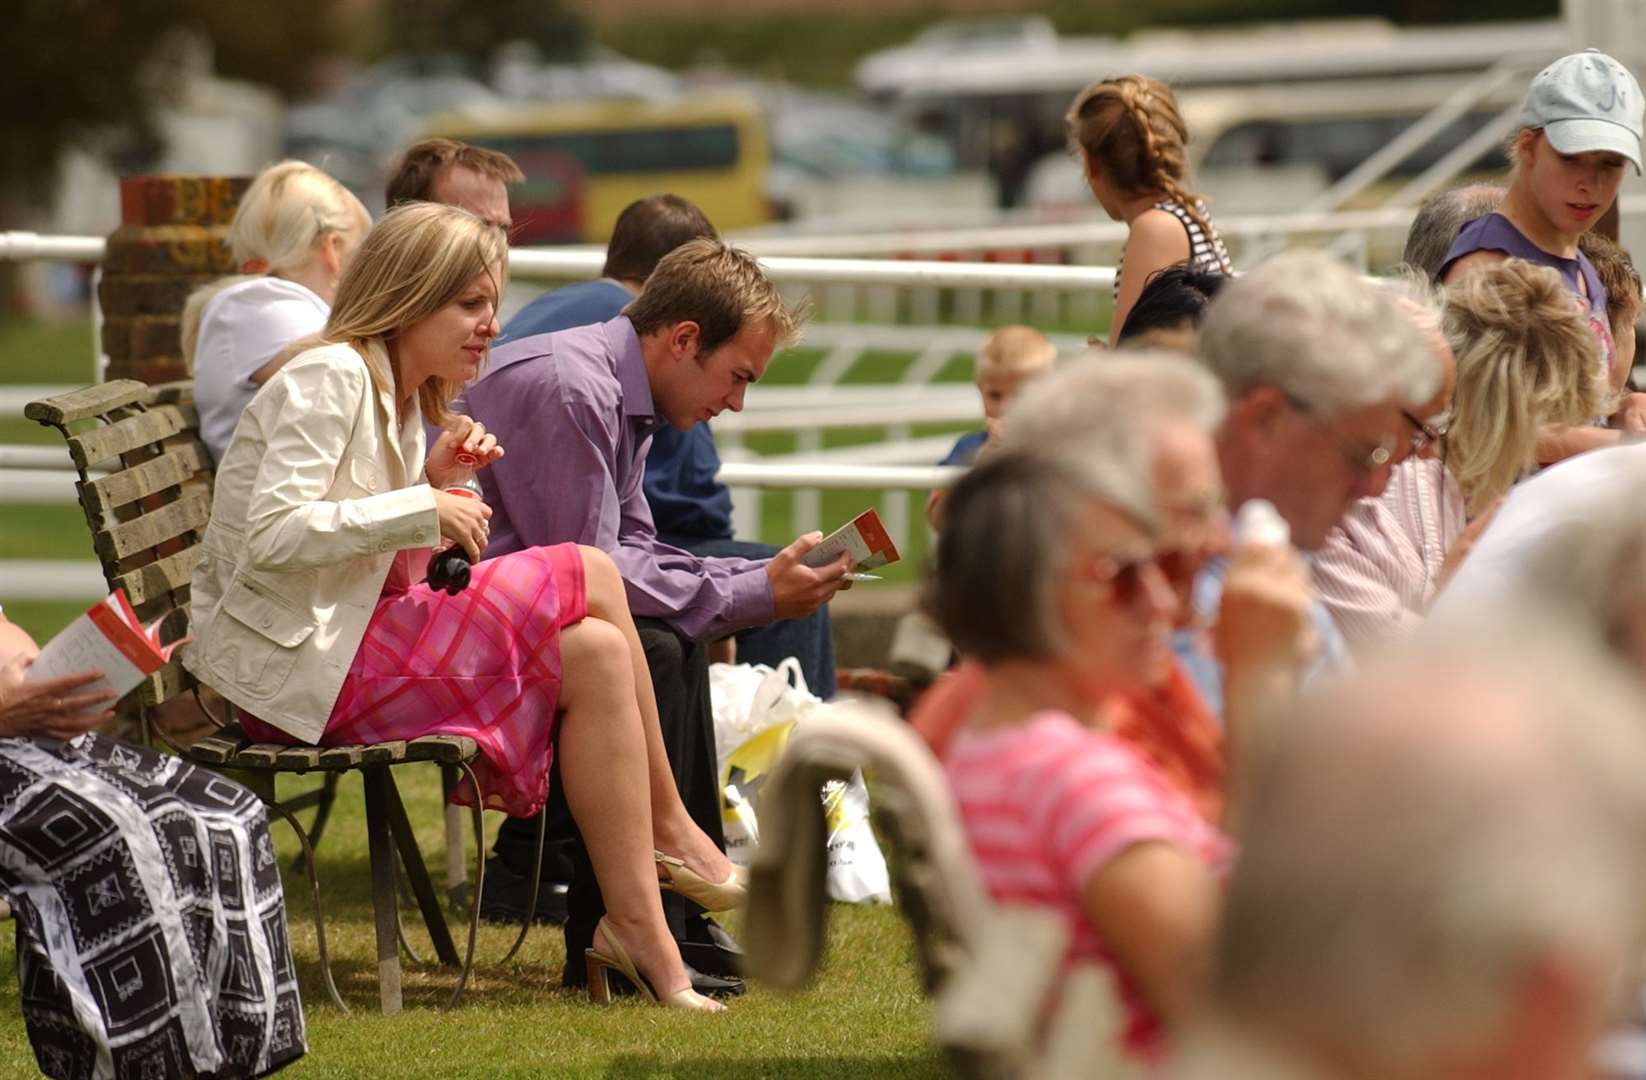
left=6, top=40, right=1646, bottom=1080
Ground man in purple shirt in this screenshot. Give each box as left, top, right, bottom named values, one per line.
left=464, top=237, right=850, bottom=992
left=473, top=240, right=849, bottom=632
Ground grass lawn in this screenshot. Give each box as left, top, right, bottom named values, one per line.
left=0, top=766, right=948, bottom=1077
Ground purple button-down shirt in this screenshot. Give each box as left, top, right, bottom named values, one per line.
left=462, top=316, right=774, bottom=641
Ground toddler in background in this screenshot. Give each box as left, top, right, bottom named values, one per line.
left=900, top=328, right=1057, bottom=680
left=939, top=326, right=1057, bottom=466
left=928, top=326, right=1056, bottom=530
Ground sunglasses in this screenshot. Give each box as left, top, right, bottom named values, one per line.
left=1079, top=552, right=1168, bottom=606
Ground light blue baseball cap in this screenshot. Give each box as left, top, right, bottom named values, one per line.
left=1520, top=49, right=1645, bottom=173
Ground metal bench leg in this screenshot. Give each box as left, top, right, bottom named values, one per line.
left=291, top=772, right=339, bottom=875
left=362, top=767, right=403, bottom=1014
left=498, top=805, right=548, bottom=965
left=442, top=764, right=468, bottom=910
left=382, top=769, right=460, bottom=967
left=262, top=799, right=349, bottom=1014
left=444, top=759, right=487, bottom=1010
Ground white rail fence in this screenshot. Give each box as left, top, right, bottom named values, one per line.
left=3, top=235, right=1107, bottom=600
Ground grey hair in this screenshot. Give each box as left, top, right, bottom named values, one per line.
left=925, top=447, right=1153, bottom=664
left=1213, top=622, right=1646, bottom=1073
left=1002, top=349, right=1227, bottom=450
left=999, top=350, right=1225, bottom=524
left=1196, top=250, right=1439, bottom=414
left=1401, top=183, right=1505, bottom=282
left=1378, top=267, right=1446, bottom=337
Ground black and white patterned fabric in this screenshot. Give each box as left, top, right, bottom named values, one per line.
left=0, top=734, right=306, bottom=1079
left=1113, top=197, right=1235, bottom=300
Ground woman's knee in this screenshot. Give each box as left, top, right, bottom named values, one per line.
left=578, top=545, right=626, bottom=614
left=560, top=617, right=632, bottom=692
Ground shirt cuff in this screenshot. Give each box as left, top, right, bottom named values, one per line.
left=728, top=564, right=776, bottom=628
left=366, top=485, right=442, bottom=556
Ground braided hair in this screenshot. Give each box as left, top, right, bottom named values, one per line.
left=1065, top=74, right=1213, bottom=241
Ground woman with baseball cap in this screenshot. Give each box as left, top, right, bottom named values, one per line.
left=1439, top=49, right=1645, bottom=460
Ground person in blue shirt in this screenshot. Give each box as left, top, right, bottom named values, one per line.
left=926, top=326, right=1056, bottom=530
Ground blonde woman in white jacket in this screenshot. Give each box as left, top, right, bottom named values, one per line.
left=187, top=203, right=736, bottom=1011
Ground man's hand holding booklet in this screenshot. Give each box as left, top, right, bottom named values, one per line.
left=803, top=508, right=901, bottom=580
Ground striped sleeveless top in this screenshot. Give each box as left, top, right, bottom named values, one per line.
left=1114, top=198, right=1233, bottom=300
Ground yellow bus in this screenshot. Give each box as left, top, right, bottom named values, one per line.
left=418, top=95, right=772, bottom=244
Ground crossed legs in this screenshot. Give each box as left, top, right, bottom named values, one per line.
left=552, top=547, right=732, bottom=1004
left=576, top=547, right=736, bottom=889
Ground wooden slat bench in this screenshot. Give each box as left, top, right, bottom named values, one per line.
left=25, top=379, right=497, bottom=1014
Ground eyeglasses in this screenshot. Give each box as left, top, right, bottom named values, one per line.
left=1402, top=409, right=1451, bottom=455
left=1078, top=552, right=1167, bottom=607
left=1286, top=394, right=1399, bottom=474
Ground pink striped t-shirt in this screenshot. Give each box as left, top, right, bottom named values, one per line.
left=946, top=710, right=1233, bottom=1060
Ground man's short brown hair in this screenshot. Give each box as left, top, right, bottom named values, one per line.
left=603, top=194, right=717, bottom=283
left=385, top=138, right=525, bottom=209
left=625, top=238, right=805, bottom=354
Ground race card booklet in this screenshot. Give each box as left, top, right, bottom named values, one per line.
left=25, top=590, right=186, bottom=699
left=802, top=507, right=901, bottom=573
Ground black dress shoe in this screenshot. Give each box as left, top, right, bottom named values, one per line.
left=605, top=962, right=745, bottom=999
left=679, top=916, right=744, bottom=977
left=477, top=855, right=569, bottom=926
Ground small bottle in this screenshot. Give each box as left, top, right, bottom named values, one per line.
left=1232, top=498, right=1290, bottom=548
left=426, top=451, right=481, bottom=596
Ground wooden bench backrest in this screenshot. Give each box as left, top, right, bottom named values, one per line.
left=26, top=379, right=209, bottom=710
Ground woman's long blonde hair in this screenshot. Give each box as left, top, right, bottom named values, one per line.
left=180, top=160, right=371, bottom=370
left=1445, top=259, right=1610, bottom=515
left=1066, top=74, right=1211, bottom=239
left=321, top=202, right=507, bottom=428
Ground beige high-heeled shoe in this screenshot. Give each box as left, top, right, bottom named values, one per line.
left=585, top=917, right=723, bottom=1011
left=654, top=850, right=749, bottom=912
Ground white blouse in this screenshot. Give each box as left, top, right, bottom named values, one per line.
left=193, top=276, right=329, bottom=463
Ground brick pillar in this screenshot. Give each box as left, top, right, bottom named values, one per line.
left=99, top=175, right=250, bottom=384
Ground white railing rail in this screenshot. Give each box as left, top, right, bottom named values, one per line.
left=6, top=232, right=1101, bottom=599
left=16, top=195, right=1646, bottom=271
left=2, top=231, right=1117, bottom=289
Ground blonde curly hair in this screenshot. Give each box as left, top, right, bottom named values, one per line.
left=1445, top=259, right=1612, bottom=516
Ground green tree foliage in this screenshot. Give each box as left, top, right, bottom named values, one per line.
left=383, top=0, right=589, bottom=71
left=2, top=1, right=178, bottom=209
left=0, top=0, right=344, bottom=214
left=187, top=0, right=344, bottom=98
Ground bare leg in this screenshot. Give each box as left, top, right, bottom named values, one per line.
left=556, top=617, right=705, bottom=1003
left=577, top=546, right=734, bottom=885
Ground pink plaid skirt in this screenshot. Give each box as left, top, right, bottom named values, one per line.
left=241, top=544, right=587, bottom=817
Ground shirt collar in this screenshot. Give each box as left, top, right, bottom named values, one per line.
left=605, top=316, right=660, bottom=425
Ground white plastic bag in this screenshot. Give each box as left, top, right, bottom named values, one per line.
left=709, top=660, right=891, bottom=904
